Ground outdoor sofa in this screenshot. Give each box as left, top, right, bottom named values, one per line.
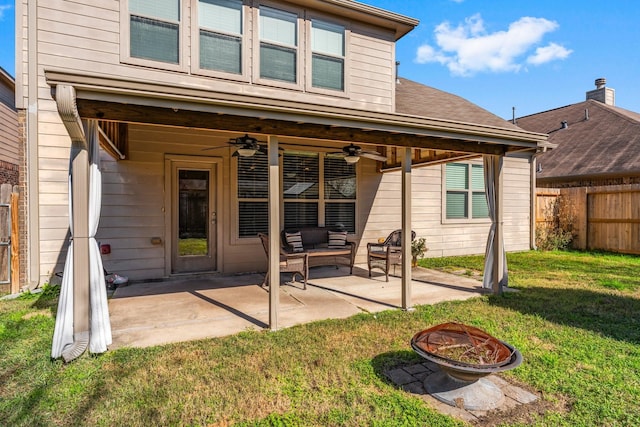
left=281, top=227, right=356, bottom=274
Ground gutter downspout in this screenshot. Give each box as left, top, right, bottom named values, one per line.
left=55, top=85, right=90, bottom=362
left=27, top=0, right=40, bottom=288
left=530, top=154, right=537, bottom=250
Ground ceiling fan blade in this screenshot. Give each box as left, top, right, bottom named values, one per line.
left=201, top=146, right=229, bottom=151
left=359, top=151, right=387, bottom=162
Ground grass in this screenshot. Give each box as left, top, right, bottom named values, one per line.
left=1, top=250, right=639, bottom=426
left=178, top=238, right=208, bottom=256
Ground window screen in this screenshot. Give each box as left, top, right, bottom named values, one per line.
left=259, top=7, right=297, bottom=83
left=199, top=0, right=243, bottom=74
left=445, top=163, right=488, bottom=220
left=311, top=20, right=344, bottom=91
left=129, top=0, right=180, bottom=64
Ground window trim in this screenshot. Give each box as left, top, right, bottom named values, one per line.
left=305, top=13, right=350, bottom=97
left=120, top=0, right=189, bottom=72
left=190, top=0, right=251, bottom=82
left=252, top=1, right=304, bottom=91
left=441, top=161, right=491, bottom=225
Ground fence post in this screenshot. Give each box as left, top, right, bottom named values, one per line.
left=11, top=187, right=19, bottom=294
left=0, top=184, right=10, bottom=293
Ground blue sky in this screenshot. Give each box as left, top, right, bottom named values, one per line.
left=0, top=0, right=638, bottom=118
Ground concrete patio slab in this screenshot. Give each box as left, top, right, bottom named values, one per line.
left=109, top=265, right=487, bottom=349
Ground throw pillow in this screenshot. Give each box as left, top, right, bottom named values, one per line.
left=285, top=231, right=304, bottom=252
left=327, top=230, right=347, bottom=249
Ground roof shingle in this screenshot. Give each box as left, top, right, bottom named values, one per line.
left=515, top=99, right=640, bottom=181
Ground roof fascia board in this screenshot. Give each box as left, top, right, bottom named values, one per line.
left=45, top=70, right=546, bottom=148
left=311, top=0, right=419, bottom=40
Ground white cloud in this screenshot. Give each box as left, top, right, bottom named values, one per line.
left=527, top=42, right=573, bottom=65
left=415, top=14, right=571, bottom=76
left=0, top=4, right=12, bottom=21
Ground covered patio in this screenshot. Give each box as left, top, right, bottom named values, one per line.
left=108, top=265, right=487, bottom=349
left=46, top=70, right=546, bottom=361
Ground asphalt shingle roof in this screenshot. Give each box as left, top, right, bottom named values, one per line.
left=395, top=77, right=521, bottom=131
left=515, top=99, right=640, bottom=181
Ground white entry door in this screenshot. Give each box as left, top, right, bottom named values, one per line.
left=171, top=161, right=217, bottom=273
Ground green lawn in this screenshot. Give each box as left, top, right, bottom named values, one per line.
left=1, top=251, right=639, bottom=426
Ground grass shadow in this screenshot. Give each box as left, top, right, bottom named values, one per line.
left=487, top=286, right=640, bottom=344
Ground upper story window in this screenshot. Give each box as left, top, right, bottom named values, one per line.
left=445, top=163, right=489, bottom=221
left=259, top=6, right=298, bottom=84
left=129, top=0, right=181, bottom=64
left=311, top=20, right=345, bottom=91
left=198, top=0, right=243, bottom=74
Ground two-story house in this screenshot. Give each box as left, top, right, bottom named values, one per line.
left=16, top=0, right=546, bottom=356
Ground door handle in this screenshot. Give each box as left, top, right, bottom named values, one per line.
left=211, top=212, right=217, bottom=224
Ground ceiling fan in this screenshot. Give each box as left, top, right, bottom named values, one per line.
left=203, top=134, right=274, bottom=157
left=331, top=143, right=387, bottom=164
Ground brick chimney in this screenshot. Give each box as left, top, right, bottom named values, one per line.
left=586, top=77, right=615, bottom=106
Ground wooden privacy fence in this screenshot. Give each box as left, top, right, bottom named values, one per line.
left=536, top=184, right=640, bottom=254
left=0, top=183, right=19, bottom=294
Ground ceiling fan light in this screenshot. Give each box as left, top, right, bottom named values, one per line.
left=237, top=148, right=257, bottom=157
left=344, top=155, right=360, bottom=164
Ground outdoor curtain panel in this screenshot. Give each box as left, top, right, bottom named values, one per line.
left=482, top=155, right=508, bottom=290
left=52, top=120, right=112, bottom=358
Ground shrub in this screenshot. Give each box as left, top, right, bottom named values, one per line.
left=536, top=194, right=576, bottom=251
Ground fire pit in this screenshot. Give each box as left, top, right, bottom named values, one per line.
left=411, top=322, right=522, bottom=411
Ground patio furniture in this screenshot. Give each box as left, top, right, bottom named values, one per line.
left=367, top=229, right=416, bottom=281
left=258, top=233, right=309, bottom=289
left=280, top=227, right=356, bottom=273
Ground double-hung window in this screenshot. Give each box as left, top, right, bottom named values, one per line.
left=283, top=152, right=320, bottom=229
left=324, top=155, right=355, bottom=231
left=128, top=0, right=181, bottom=64
left=198, top=0, right=243, bottom=75
left=236, top=151, right=356, bottom=239
left=445, top=163, right=489, bottom=220
left=281, top=152, right=355, bottom=232
left=237, top=155, right=269, bottom=238
left=311, top=20, right=345, bottom=92
left=258, top=6, right=298, bottom=84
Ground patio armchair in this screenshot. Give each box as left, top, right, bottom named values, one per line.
left=258, top=233, right=309, bottom=289
left=367, top=229, right=416, bottom=282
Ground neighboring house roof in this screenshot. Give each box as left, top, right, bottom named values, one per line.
left=516, top=99, right=640, bottom=182
left=0, top=67, right=15, bottom=109
left=395, top=78, right=521, bottom=132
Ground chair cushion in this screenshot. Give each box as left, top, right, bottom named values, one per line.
left=327, top=230, right=347, bottom=249
left=285, top=231, right=304, bottom=252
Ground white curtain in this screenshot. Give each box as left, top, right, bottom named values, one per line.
left=87, top=120, right=112, bottom=353
left=51, top=176, right=74, bottom=358
left=482, top=155, right=508, bottom=290
left=52, top=120, right=111, bottom=358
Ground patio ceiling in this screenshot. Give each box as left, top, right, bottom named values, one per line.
left=46, top=70, right=547, bottom=165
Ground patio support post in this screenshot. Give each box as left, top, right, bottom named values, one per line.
left=267, top=135, right=280, bottom=330
left=71, top=141, right=91, bottom=353
left=401, top=147, right=412, bottom=309
left=492, top=155, right=505, bottom=294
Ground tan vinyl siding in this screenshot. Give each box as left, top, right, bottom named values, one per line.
left=349, top=26, right=394, bottom=111
left=32, top=0, right=396, bottom=113
left=356, top=156, right=533, bottom=264
left=0, top=103, right=19, bottom=165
